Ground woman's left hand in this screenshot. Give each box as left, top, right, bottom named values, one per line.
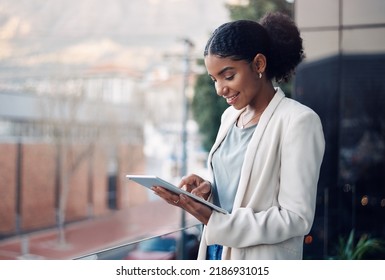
left=152, top=186, right=213, bottom=225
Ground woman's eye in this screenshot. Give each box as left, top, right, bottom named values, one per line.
left=225, top=75, right=235, bottom=81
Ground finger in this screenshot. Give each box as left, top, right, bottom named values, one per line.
left=172, top=195, right=181, bottom=205
left=153, top=186, right=182, bottom=206
left=152, top=186, right=174, bottom=199
left=178, top=177, right=191, bottom=189
left=191, top=181, right=211, bottom=198
left=178, top=174, right=200, bottom=188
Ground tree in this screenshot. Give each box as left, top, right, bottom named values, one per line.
left=38, top=78, right=101, bottom=247
left=226, top=0, right=293, bottom=21
left=191, top=0, right=294, bottom=151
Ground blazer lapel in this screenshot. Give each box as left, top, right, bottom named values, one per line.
left=232, top=88, right=286, bottom=208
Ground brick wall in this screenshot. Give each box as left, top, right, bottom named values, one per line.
left=64, top=144, right=90, bottom=222
left=21, top=143, right=56, bottom=231
left=117, top=143, right=147, bottom=209
left=90, top=146, right=109, bottom=217
left=0, top=144, right=17, bottom=236
left=0, top=141, right=146, bottom=238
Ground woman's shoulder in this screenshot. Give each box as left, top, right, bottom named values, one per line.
left=282, top=97, right=316, bottom=114
left=279, top=93, right=319, bottom=118
left=274, top=89, right=322, bottom=126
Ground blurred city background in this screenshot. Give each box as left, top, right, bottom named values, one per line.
left=0, top=0, right=384, bottom=260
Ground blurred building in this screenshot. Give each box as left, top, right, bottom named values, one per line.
left=0, top=66, right=148, bottom=239
left=294, top=0, right=385, bottom=258
left=0, top=0, right=229, bottom=258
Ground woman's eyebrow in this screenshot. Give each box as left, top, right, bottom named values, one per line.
left=217, top=66, right=235, bottom=76
left=207, top=66, right=235, bottom=78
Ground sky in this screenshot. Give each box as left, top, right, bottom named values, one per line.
left=0, top=0, right=230, bottom=77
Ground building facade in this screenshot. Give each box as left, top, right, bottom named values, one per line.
left=0, top=71, right=147, bottom=239
left=294, top=0, right=385, bottom=259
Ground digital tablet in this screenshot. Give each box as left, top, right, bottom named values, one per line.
left=126, top=175, right=228, bottom=214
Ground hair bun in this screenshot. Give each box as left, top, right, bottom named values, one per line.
left=260, top=12, right=305, bottom=83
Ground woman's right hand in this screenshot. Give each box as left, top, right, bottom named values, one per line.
left=178, top=174, right=212, bottom=200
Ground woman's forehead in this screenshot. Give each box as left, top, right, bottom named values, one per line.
left=204, top=55, right=246, bottom=75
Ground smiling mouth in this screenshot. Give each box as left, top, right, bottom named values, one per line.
left=225, top=93, right=240, bottom=103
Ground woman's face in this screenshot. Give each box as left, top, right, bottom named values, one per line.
left=204, top=54, right=261, bottom=110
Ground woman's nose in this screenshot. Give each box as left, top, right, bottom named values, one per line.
left=215, top=83, right=228, bottom=96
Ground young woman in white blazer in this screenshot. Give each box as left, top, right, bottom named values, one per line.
left=153, top=12, right=325, bottom=260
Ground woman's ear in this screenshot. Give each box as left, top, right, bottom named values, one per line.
left=252, top=53, right=267, bottom=73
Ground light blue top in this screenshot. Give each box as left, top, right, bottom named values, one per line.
left=211, top=122, right=256, bottom=213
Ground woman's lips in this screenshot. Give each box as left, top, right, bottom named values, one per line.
left=225, top=92, right=240, bottom=105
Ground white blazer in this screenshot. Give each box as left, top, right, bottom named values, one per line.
left=197, top=88, right=325, bottom=260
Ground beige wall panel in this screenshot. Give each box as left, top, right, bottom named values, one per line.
left=343, top=0, right=385, bottom=25
left=343, top=28, right=385, bottom=53
left=296, top=0, right=339, bottom=28
left=301, top=31, right=339, bottom=62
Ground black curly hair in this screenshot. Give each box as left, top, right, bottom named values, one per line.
left=204, top=12, right=305, bottom=83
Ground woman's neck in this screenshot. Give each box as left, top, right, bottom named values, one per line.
left=245, top=82, right=276, bottom=115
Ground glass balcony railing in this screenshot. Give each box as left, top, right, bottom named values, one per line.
left=74, top=224, right=202, bottom=260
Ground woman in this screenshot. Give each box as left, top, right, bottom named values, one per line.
left=153, top=12, right=325, bottom=260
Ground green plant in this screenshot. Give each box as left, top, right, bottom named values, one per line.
left=332, top=230, right=385, bottom=259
